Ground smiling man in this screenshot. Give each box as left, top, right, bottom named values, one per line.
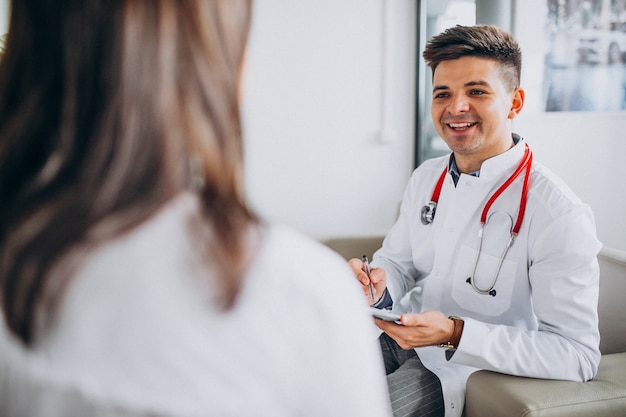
left=348, top=25, right=602, bottom=417
left=431, top=56, right=524, bottom=173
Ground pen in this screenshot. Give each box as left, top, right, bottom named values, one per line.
left=362, top=255, right=375, bottom=303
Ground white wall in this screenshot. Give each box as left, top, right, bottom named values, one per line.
left=242, top=0, right=417, bottom=240
left=518, top=112, right=626, bottom=253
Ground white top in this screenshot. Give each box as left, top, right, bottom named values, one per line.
left=0, top=193, right=392, bottom=417
left=373, top=139, right=602, bottom=417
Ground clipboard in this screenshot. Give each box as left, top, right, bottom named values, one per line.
left=369, top=307, right=401, bottom=322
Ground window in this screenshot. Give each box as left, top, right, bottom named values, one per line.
left=415, top=0, right=514, bottom=166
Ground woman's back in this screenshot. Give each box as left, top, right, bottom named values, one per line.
left=0, top=193, right=392, bottom=416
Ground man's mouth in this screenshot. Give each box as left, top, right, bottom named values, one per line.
left=447, top=122, right=477, bottom=131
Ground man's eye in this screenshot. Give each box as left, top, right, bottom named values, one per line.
left=434, top=92, right=449, bottom=99
left=470, top=90, right=486, bottom=95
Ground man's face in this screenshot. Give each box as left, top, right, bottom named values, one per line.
left=430, top=56, right=524, bottom=172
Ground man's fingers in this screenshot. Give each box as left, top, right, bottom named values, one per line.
left=348, top=258, right=372, bottom=286
left=399, top=313, right=421, bottom=326
left=369, top=268, right=383, bottom=285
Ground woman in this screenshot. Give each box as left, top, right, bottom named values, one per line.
left=0, top=1, right=392, bottom=416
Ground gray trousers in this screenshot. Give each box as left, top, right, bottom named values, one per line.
left=379, top=333, right=445, bottom=417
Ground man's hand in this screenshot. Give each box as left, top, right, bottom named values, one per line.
left=375, top=310, right=454, bottom=349
left=347, top=258, right=387, bottom=305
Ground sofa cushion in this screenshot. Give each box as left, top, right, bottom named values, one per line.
left=464, top=352, right=626, bottom=417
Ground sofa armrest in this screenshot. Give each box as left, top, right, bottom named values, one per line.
left=464, top=352, right=626, bottom=417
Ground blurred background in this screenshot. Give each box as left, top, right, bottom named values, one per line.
left=1, top=0, right=623, bottom=255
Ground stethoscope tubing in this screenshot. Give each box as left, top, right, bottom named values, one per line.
left=479, top=144, right=532, bottom=233
left=421, top=144, right=533, bottom=296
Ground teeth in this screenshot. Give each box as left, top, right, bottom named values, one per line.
left=449, top=122, right=474, bottom=128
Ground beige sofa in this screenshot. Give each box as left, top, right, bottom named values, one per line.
left=322, top=237, right=626, bottom=417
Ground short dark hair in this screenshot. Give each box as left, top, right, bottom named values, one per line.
left=422, top=25, right=522, bottom=91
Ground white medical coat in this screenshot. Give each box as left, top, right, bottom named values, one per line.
left=373, top=138, right=601, bottom=417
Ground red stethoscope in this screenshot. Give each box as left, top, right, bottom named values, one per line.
left=420, top=143, right=533, bottom=296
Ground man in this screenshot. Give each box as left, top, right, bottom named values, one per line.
left=350, top=25, right=601, bottom=417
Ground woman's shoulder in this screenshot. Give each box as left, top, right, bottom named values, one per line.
left=261, top=225, right=345, bottom=265
left=243, top=223, right=371, bottom=322
left=253, top=224, right=358, bottom=295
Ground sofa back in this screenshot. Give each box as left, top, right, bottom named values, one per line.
left=323, top=236, right=385, bottom=261
left=597, top=247, right=626, bottom=354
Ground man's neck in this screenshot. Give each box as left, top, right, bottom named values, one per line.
left=454, top=137, right=517, bottom=174
left=454, top=157, right=482, bottom=175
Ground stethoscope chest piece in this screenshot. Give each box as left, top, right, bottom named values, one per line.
left=466, top=277, right=497, bottom=297
left=421, top=202, right=437, bottom=225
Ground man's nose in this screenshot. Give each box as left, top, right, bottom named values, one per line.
left=447, top=95, right=470, bottom=114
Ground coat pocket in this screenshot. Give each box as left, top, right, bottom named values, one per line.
left=451, top=244, right=518, bottom=316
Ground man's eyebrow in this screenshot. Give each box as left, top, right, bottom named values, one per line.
left=432, top=80, right=491, bottom=93
left=465, top=80, right=491, bottom=88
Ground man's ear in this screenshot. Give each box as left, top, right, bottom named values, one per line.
left=508, top=88, right=525, bottom=119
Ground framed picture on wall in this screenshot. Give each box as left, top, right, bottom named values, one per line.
left=526, top=0, right=626, bottom=112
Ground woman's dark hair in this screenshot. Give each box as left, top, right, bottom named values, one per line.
left=0, top=0, right=257, bottom=346
left=422, top=25, right=522, bottom=91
